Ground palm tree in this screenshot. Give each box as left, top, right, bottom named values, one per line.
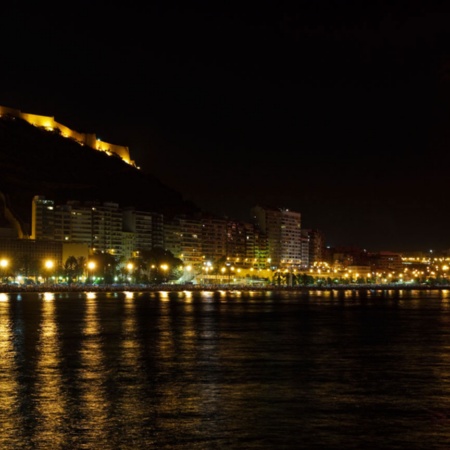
left=140, top=247, right=183, bottom=284
left=91, top=252, right=119, bottom=284
left=17, top=254, right=39, bottom=279
left=64, top=256, right=80, bottom=283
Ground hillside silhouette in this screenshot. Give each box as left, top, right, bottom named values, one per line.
left=0, top=114, right=199, bottom=235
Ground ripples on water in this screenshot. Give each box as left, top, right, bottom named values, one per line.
left=1, top=289, right=450, bottom=449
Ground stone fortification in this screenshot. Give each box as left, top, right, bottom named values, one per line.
left=0, top=105, right=134, bottom=166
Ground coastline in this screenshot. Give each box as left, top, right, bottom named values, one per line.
left=1, top=283, right=450, bottom=294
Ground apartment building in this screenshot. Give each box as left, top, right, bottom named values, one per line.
left=252, top=206, right=302, bottom=269
left=31, top=196, right=312, bottom=273
left=201, top=214, right=227, bottom=263
left=303, top=228, right=325, bottom=266
left=31, top=196, right=55, bottom=240
left=164, top=215, right=203, bottom=269
left=123, top=207, right=164, bottom=253
left=32, top=197, right=123, bottom=258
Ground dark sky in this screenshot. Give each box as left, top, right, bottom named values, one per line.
left=2, top=2, right=450, bottom=252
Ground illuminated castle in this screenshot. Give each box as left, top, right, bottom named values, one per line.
left=0, top=105, right=135, bottom=166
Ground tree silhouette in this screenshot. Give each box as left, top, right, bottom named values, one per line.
left=64, top=256, right=79, bottom=283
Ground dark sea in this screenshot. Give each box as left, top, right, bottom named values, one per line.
left=1, top=288, right=450, bottom=449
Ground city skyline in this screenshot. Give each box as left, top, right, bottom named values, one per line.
left=1, top=2, right=450, bottom=251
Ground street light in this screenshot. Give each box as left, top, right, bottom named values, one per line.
left=45, top=259, right=54, bottom=285
left=87, top=261, right=96, bottom=284
left=0, top=258, right=9, bottom=283
left=221, top=263, right=233, bottom=284
left=203, top=261, right=212, bottom=284
left=160, top=264, right=169, bottom=283
left=126, top=262, right=134, bottom=284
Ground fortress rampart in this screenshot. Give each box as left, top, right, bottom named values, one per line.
left=0, top=105, right=134, bottom=166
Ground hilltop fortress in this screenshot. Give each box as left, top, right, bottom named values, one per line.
left=0, top=105, right=135, bottom=166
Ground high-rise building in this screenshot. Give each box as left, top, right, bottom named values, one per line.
left=251, top=206, right=302, bottom=269
left=164, top=215, right=203, bottom=269
left=33, top=198, right=124, bottom=258
left=225, top=219, right=263, bottom=269
left=300, top=230, right=310, bottom=269
left=31, top=196, right=55, bottom=240
left=225, top=219, right=247, bottom=264
left=201, top=214, right=227, bottom=263
left=62, top=201, right=123, bottom=257
left=123, top=208, right=153, bottom=251
left=303, top=229, right=325, bottom=267
left=253, top=226, right=270, bottom=269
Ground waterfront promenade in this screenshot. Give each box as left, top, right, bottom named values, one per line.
left=1, top=282, right=450, bottom=293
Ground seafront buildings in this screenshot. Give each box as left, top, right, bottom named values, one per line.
left=0, top=195, right=321, bottom=283
left=1, top=194, right=449, bottom=285
left=30, top=198, right=309, bottom=272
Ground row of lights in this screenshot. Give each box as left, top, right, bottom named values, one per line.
left=0, top=258, right=98, bottom=284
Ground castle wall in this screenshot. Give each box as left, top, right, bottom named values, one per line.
left=94, top=139, right=131, bottom=164
left=20, top=112, right=55, bottom=130
left=0, top=105, right=133, bottom=165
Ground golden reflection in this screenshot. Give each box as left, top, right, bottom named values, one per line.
left=117, top=295, right=147, bottom=423
left=343, top=290, right=355, bottom=298
left=86, top=292, right=97, bottom=300
left=156, top=288, right=219, bottom=427
left=157, top=292, right=175, bottom=357
left=34, top=295, right=66, bottom=446
left=0, top=299, right=20, bottom=439
left=159, top=291, right=170, bottom=301
left=43, top=292, right=55, bottom=301
left=0, top=293, right=8, bottom=302
left=124, top=291, right=134, bottom=299
left=439, top=290, right=450, bottom=308
left=79, top=297, right=109, bottom=445
left=184, top=291, right=193, bottom=302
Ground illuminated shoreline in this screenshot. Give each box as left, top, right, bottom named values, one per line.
left=1, top=283, right=450, bottom=293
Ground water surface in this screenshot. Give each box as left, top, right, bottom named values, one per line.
left=1, top=289, right=450, bottom=449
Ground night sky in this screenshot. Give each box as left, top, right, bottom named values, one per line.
left=2, top=2, right=450, bottom=252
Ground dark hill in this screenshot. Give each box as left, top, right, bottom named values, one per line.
left=0, top=114, right=199, bottom=234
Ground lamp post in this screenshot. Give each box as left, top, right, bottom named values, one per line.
left=0, top=258, right=9, bottom=283
left=221, top=263, right=234, bottom=284
left=443, top=265, right=449, bottom=283
left=87, top=261, right=96, bottom=284
left=45, top=259, right=54, bottom=285
left=160, top=264, right=169, bottom=283
left=203, top=261, right=212, bottom=284
left=226, top=262, right=232, bottom=284
left=126, top=262, right=134, bottom=284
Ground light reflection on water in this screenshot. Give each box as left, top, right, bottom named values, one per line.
left=79, top=294, right=110, bottom=448
left=34, top=293, right=66, bottom=448
left=1, top=290, right=450, bottom=448
left=0, top=296, right=20, bottom=447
